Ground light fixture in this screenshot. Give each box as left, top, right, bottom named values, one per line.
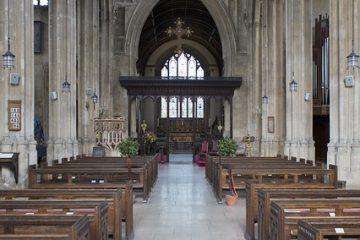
left=262, top=5, right=269, bottom=105
left=91, top=92, right=98, bottom=104
left=3, top=0, right=15, bottom=69
left=289, top=0, right=298, bottom=93
left=289, top=77, right=298, bottom=92
left=346, top=0, right=359, bottom=69
left=262, top=95, right=269, bottom=104
left=346, top=47, right=359, bottom=69
left=62, top=73, right=71, bottom=92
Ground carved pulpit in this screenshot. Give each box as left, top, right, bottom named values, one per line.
left=94, top=117, right=126, bottom=154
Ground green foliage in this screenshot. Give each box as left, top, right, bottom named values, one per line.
left=118, top=138, right=139, bottom=157
left=218, top=137, right=238, bottom=156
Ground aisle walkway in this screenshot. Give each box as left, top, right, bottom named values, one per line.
left=133, top=161, right=246, bottom=240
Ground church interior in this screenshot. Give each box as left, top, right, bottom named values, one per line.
left=1, top=0, right=360, bottom=239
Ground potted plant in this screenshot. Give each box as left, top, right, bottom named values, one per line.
left=118, top=137, right=140, bottom=157
left=218, top=137, right=238, bottom=157
left=118, top=137, right=139, bottom=180
left=217, top=137, right=239, bottom=205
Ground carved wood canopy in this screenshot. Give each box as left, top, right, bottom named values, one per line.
left=119, top=76, right=242, bottom=97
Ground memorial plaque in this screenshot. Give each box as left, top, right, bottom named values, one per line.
left=8, top=100, right=21, bottom=131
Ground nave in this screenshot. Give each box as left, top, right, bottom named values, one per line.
left=133, top=155, right=246, bottom=240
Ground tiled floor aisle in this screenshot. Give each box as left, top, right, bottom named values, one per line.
left=133, top=159, right=247, bottom=240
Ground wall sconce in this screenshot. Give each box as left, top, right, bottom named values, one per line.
left=346, top=43, right=359, bottom=69
left=85, top=88, right=98, bottom=110
left=262, top=95, right=269, bottom=104
left=289, top=75, right=298, bottom=92
left=3, top=38, right=15, bottom=69
left=91, top=92, right=98, bottom=104
left=62, top=73, right=71, bottom=93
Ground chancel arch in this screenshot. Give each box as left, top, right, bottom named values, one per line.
left=125, top=0, right=237, bottom=76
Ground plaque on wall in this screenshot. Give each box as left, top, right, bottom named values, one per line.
left=8, top=100, right=21, bottom=131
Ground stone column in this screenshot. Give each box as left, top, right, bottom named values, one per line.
left=76, top=0, right=100, bottom=155
left=0, top=0, right=37, bottom=186
left=328, top=0, right=360, bottom=187
left=47, top=0, right=78, bottom=162
left=284, top=0, right=314, bottom=160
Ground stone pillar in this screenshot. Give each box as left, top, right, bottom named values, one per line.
left=284, top=0, right=314, bottom=160
left=0, top=0, right=37, bottom=186
left=328, top=0, right=360, bottom=187
left=76, top=0, right=101, bottom=155
left=47, top=0, right=78, bottom=162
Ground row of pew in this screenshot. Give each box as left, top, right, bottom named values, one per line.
left=205, top=154, right=360, bottom=239
left=0, top=154, right=158, bottom=240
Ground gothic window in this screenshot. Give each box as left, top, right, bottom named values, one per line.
left=33, top=0, right=48, bottom=6
left=160, top=52, right=204, bottom=118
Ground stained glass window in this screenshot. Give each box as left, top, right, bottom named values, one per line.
left=33, top=0, right=48, bottom=6
left=161, top=52, right=204, bottom=118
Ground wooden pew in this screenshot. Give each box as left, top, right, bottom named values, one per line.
left=269, top=199, right=360, bottom=240
left=0, top=214, right=90, bottom=240
left=49, top=161, right=152, bottom=199
left=297, top=218, right=360, bottom=240
left=245, top=182, right=340, bottom=240
left=28, top=163, right=150, bottom=201
left=205, top=154, right=328, bottom=201
left=0, top=200, right=108, bottom=240
left=254, top=188, right=360, bottom=240
left=0, top=234, right=69, bottom=239
left=0, top=186, right=133, bottom=240
left=205, top=155, right=288, bottom=187
left=215, top=164, right=337, bottom=202
left=69, top=155, right=158, bottom=189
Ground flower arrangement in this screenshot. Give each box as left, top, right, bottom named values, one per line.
left=144, top=131, right=157, bottom=143
left=218, top=137, right=238, bottom=157
left=118, top=137, right=140, bottom=157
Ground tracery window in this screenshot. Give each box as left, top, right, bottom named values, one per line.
left=33, top=0, right=48, bottom=6
left=160, top=52, right=204, bottom=118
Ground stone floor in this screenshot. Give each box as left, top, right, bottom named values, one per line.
left=133, top=154, right=247, bottom=240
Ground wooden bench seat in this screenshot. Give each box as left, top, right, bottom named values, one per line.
left=0, top=200, right=108, bottom=240
left=215, top=165, right=337, bottom=202
left=269, top=199, right=360, bottom=240
left=28, top=164, right=151, bottom=201
left=0, top=186, right=133, bottom=240
left=0, top=234, right=69, bottom=239
left=297, top=218, right=360, bottom=240
left=0, top=214, right=90, bottom=240
left=245, top=182, right=342, bottom=240
left=205, top=155, right=289, bottom=185
left=63, top=155, right=158, bottom=189
left=252, top=188, right=360, bottom=240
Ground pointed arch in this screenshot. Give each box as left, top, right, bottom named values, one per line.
left=125, top=0, right=237, bottom=76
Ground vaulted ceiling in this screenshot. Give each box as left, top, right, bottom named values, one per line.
left=137, top=0, right=222, bottom=75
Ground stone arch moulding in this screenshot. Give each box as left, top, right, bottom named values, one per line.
left=125, top=0, right=237, bottom=76
left=145, top=39, right=219, bottom=77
